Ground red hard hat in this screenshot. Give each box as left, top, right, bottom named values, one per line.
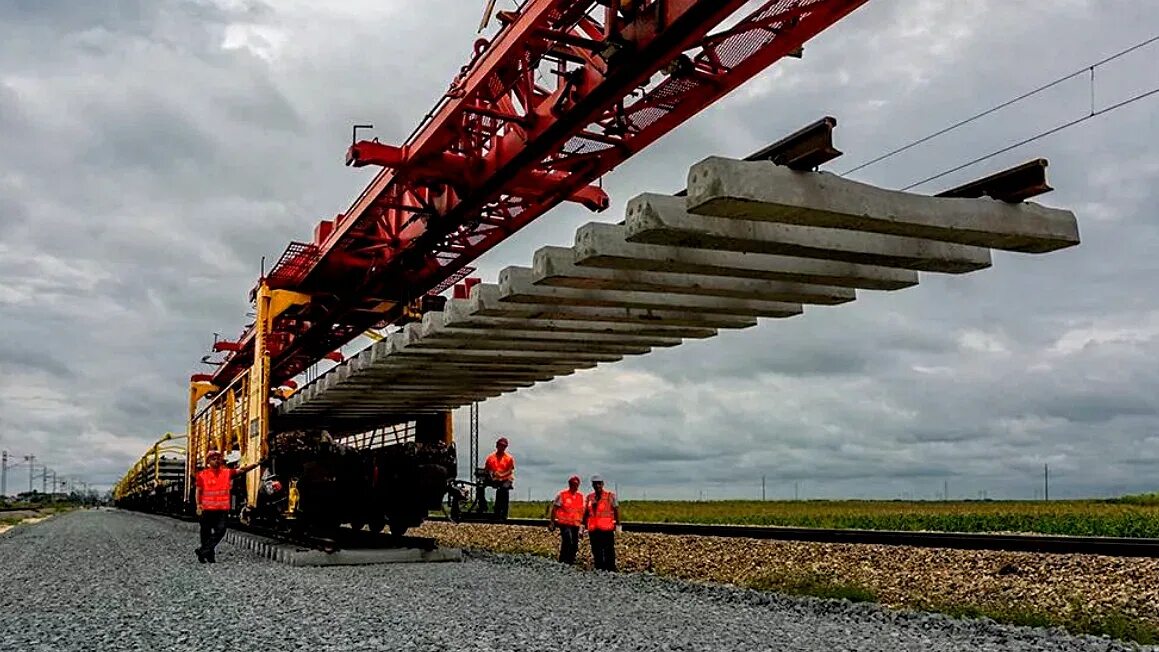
left=568, top=475, right=581, bottom=484
left=206, top=450, right=222, bottom=459
left=496, top=437, right=508, bottom=446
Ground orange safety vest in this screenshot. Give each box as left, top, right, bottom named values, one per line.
left=485, top=452, right=515, bottom=482
left=196, top=467, right=235, bottom=511
left=552, top=489, right=584, bottom=527
left=585, top=491, right=617, bottom=531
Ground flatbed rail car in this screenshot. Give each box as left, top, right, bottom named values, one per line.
left=114, top=419, right=455, bottom=537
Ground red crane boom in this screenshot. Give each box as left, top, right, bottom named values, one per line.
left=206, top=0, right=870, bottom=389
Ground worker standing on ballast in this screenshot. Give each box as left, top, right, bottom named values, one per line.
left=483, top=436, right=515, bottom=520
left=583, top=474, right=620, bottom=571
left=194, top=449, right=261, bottom=564
left=548, top=474, right=584, bottom=564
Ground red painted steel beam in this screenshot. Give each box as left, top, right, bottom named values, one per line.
left=209, top=0, right=872, bottom=388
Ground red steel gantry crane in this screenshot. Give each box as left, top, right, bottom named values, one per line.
left=186, top=0, right=872, bottom=507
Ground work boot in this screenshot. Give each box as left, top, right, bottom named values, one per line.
left=195, top=548, right=206, bottom=564
left=206, top=550, right=216, bottom=563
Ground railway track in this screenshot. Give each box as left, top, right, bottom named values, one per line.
left=148, top=509, right=439, bottom=553
left=434, top=516, right=1159, bottom=559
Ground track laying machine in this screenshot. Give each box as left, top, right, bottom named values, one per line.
left=114, top=0, right=884, bottom=534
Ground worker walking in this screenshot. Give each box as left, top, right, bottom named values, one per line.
left=548, top=474, right=585, bottom=564
left=583, top=474, right=620, bottom=571
left=194, top=449, right=261, bottom=564
left=483, top=436, right=515, bottom=520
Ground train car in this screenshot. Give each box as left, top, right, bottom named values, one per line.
left=113, top=416, right=457, bottom=538
left=246, top=418, right=457, bottom=536
left=112, top=433, right=188, bottom=515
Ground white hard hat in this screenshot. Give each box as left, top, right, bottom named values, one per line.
left=225, top=450, right=242, bottom=465
left=590, top=474, right=604, bottom=483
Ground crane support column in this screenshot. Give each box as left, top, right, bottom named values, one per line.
left=245, top=283, right=313, bottom=509
left=245, top=282, right=274, bottom=510
left=185, top=379, right=218, bottom=505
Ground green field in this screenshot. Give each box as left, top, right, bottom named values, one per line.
left=505, top=494, right=1159, bottom=538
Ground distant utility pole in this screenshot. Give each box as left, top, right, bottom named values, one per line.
left=761, top=475, right=766, bottom=501
left=1044, top=464, right=1050, bottom=501
left=1, top=450, right=7, bottom=496
left=24, top=455, right=35, bottom=493
left=944, top=479, right=949, bottom=501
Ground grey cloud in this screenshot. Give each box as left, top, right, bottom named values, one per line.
left=80, top=99, right=221, bottom=175
left=0, top=195, right=26, bottom=236
left=0, top=341, right=73, bottom=380
left=0, top=0, right=269, bottom=39
left=4, top=1, right=1159, bottom=500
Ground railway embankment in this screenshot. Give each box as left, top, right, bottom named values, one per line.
left=0, top=507, right=63, bottom=535
left=416, top=521, right=1159, bottom=645
left=2, top=509, right=1149, bottom=651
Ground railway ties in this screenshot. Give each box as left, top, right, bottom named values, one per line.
left=136, top=510, right=461, bottom=567
left=220, top=522, right=460, bottom=567
left=276, top=150, right=1079, bottom=427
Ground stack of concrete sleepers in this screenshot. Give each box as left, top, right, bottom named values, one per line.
left=276, top=156, right=1079, bottom=428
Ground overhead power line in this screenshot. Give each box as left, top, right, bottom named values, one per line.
left=838, top=33, right=1159, bottom=177
left=900, top=84, right=1159, bottom=190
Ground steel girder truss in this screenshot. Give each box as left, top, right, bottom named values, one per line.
left=204, top=0, right=872, bottom=394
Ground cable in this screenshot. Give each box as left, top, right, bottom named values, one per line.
left=900, top=84, right=1159, bottom=191
left=838, top=33, right=1159, bottom=176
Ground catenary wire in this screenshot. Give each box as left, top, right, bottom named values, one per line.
left=900, top=84, right=1159, bottom=191
left=838, top=34, right=1159, bottom=176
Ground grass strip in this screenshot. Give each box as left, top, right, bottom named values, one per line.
left=744, top=569, right=876, bottom=603
left=916, top=600, right=1159, bottom=645
left=504, top=498, right=1159, bottom=538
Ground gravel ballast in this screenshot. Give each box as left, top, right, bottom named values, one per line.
left=415, top=521, right=1159, bottom=628
left=0, top=510, right=1149, bottom=651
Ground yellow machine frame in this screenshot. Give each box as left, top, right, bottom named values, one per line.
left=185, top=282, right=313, bottom=510
left=182, top=280, right=454, bottom=523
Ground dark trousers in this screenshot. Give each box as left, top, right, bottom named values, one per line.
left=557, top=525, right=580, bottom=564
left=484, top=480, right=512, bottom=520
left=198, top=510, right=229, bottom=558
left=589, top=529, right=616, bottom=571
left=494, top=483, right=510, bottom=519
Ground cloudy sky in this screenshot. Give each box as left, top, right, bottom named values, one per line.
left=1, top=0, right=1157, bottom=501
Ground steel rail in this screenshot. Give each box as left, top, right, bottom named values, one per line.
left=433, top=516, right=1159, bottom=558
left=145, top=509, right=438, bottom=553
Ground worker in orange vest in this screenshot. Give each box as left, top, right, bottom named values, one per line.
left=548, top=474, right=584, bottom=564
left=583, top=474, right=620, bottom=571
left=483, top=436, right=515, bottom=520
left=194, top=449, right=261, bottom=564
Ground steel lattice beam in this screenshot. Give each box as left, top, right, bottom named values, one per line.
left=204, top=0, right=873, bottom=397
